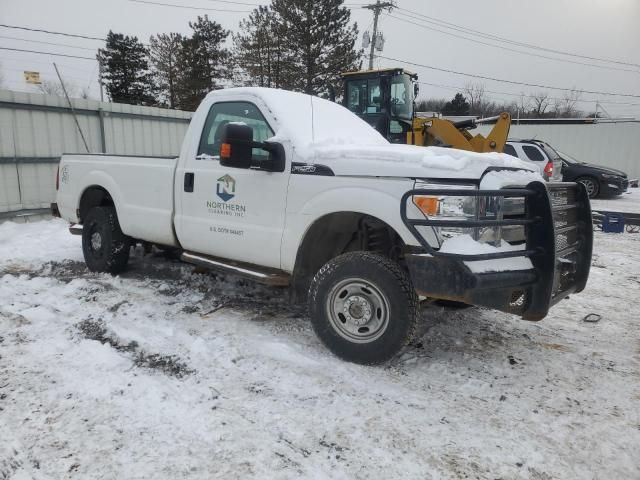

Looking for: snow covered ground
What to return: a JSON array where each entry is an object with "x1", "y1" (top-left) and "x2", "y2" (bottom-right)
[
  {"x1": 591, "y1": 187, "x2": 640, "y2": 214},
  {"x1": 1, "y1": 219, "x2": 639, "y2": 479}
]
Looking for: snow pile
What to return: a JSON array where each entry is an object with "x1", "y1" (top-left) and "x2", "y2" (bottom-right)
[
  {"x1": 439, "y1": 234, "x2": 533, "y2": 273},
  {"x1": 0, "y1": 218, "x2": 82, "y2": 268}
]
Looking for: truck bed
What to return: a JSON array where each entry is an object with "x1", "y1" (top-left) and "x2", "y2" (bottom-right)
[{"x1": 57, "y1": 154, "x2": 179, "y2": 247}]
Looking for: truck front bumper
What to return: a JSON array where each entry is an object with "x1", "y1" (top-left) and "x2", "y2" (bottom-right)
[{"x1": 401, "y1": 181, "x2": 593, "y2": 320}]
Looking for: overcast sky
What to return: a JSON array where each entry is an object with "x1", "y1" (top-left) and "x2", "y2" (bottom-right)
[{"x1": 1, "y1": 0, "x2": 639, "y2": 117}]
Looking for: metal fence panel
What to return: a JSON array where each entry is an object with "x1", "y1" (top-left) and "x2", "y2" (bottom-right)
[
  {"x1": 478, "y1": 121, "x2": 640, "y2": 179},
  {"x1": 0, "y1": 89, "x2": 192, "y2": 216}
]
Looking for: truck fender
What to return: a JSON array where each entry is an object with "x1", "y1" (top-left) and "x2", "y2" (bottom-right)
[
  {"x1": 281, "y1": 186, "x2": 428, "y2": 272},
  {"x1": 77, "y1": 170, "x2": 125, "y2": 225}
]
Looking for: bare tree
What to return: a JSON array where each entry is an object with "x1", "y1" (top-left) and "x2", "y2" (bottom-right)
[
  {"x1": 36, "y1": 79, "x2": 78, "y2": 97},
  {"x1": 463, "y1": 82, "x2": 486, "y2": 115},
  {"x1": 561, "y1": 88, "x2": 582, "y2": 117},
  {"x1": 530, "y1": 91, "x2": 551, "y2": 118}
]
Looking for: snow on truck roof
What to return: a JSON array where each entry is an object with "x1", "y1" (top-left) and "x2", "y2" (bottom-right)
[
  {"x1": 207, "y1": 87, "x2": 386, "y2": 148},
  {"x1": 207, "y1": 87, "x2": 537, "y2": 178}
]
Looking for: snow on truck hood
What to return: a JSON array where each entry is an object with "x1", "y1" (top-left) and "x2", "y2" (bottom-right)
[
  {"x1": 305, "y1": 143, "x2": 540, "y2": 180},
  {"x1": 210, "y1": 87, "x2": 539, "y2": 180}
]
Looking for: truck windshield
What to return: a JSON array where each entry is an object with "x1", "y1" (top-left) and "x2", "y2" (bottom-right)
[{"x1": 390, "y1": 74, "x2": 413, "y2": 120}]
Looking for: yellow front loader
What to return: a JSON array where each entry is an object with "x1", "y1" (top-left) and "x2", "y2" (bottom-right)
[{"x1": 340, "y1": 68, "x2": 511, "y2": 153}]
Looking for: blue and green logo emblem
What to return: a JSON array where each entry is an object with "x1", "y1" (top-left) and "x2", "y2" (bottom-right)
[{"x1": 216, "y1": 174, "x2": 236, "y2": 202}]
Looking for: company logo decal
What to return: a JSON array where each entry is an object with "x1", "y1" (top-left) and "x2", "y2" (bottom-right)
[{"x1": 216, "y1": 174, "x2": 236, "y2": 202}]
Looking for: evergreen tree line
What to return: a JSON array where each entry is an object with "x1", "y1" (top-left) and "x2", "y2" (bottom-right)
[{"x1": 97, "y1": 0, "x2": 361, "y2": 111}]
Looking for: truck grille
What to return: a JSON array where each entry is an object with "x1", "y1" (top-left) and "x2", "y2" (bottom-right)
[{"x1": 547, "y1": 183, "x2": 589, "y2": 300}]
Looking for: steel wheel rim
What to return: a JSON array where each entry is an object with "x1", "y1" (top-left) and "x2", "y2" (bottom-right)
[
  {"x1": 326, "y1": 278, "x2": 390, "y2": 343},
  {"x1": 579, "y1": 179, "x2": 596, "y2": 197},
  {"x1": 87, "y1": 224, "x2": 104, "y2": 258}
]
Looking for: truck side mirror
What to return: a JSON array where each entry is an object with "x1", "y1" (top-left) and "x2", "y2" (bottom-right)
[
  {"x1": 220, "y1": 123, "x2": 253, "y2": 169},
  {"x1": 219, "y1": 122, "x2": 286, "y2": 173}
]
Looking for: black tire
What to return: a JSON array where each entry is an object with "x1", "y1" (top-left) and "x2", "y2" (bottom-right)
[
  {"x1": 82, "y1": 206, "x2": 131, "y2": 274},
  {"x1": 576, "y1": 176, "x2": 600, "y2": 199},
  {"x1": 308, "y1": 251, "x2": 419, "y2": 364}
]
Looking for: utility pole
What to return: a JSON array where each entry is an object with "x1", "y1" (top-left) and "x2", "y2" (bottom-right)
[{"x1": 363, "y1": 1, "x2": 394, "y2": 70}]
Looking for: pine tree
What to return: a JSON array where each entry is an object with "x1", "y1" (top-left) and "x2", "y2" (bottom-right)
[
  {"x1": 268, "y1": 0, "x2": 361, "y2": 96},
  {"x1": 232, "y1": 6, "x2": 287, "y2": 88},
  {"x1": 175, "y1": 16, "x2": 230, "y2": 111},
  {"x1": 442, "y1": 93, "x2": 470, "y2": 116},
  {"x1": 97, "y1": 31, "x2": 156, "y2": 106},
  {"x1": 149, "y1": 32, "x2": 183, "y2": 108}
]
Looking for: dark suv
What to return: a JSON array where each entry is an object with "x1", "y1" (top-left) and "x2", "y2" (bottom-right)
[{"x1": 558, "y1": 150, "x2": 628, "y2": 198}]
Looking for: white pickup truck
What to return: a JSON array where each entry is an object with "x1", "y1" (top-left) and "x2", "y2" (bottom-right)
[{"x1": 54, "y1": 87, "x2": 593, "y2": 364}]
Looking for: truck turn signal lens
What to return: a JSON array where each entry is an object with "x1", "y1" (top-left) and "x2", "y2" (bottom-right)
[
  {"x1": 220, "y1": 143, "x2": 231, "y2": 159},
  {"x1": 414, "y1": 196, "x2": 440, "y2": 216}
]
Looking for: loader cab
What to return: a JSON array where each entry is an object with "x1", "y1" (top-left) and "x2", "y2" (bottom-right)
[{"x1": 342, "y1": 68, "x2": 417, "y2": 144}]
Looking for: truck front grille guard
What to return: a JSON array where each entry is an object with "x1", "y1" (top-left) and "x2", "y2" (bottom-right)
[{"x1": 400, "y1": 181, "x2": 593, "y2": 319}]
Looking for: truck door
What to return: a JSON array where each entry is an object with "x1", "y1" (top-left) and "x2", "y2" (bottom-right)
[{"x1": 175, "y1": 100, "x2": 289, "y2": 269}]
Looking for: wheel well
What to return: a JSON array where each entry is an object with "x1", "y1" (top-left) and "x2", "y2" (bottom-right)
[
  {"x1": 291, "y1": 212, "x2": 406, "y2": 302},
  {"x1": 78, "y1": 186, "x2": 114, "y2": 223}
]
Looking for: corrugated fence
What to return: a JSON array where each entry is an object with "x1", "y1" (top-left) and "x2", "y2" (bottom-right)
[
  {"x1": 478, "y1": 120, "x2": 640, "y2": 179},
  {"x1": 0, "y1": 89, "x2": 192, "y2": 218}
]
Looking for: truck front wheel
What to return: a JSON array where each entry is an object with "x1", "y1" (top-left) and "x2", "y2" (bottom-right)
[
  {"x1": 82, "y1": 206, "x2": 131, "y2": 274},
  {"x1": 308, "y1": 252, "x2": 419, "y2": 364}
]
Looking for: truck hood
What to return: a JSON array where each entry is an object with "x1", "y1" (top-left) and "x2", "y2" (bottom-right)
[{"x1": 300, "y1": 143, "x2": 539, "y2": 180}]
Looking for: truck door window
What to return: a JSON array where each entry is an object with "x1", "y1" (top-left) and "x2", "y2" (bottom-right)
[
  {"x1": 522, "y1": 145, "x2": 545, "y2": 162},
  {"x1": 198, "y1": 101, "x2": 274, "y2": 160}
]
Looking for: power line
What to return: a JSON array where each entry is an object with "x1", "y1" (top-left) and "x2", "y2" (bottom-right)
[
  {"x1": 201, "y1": 0, "x2": 263, "y2": 5},
  {"x1": 0, "y1": 24, "x2": 104, "y2": 42},
  {"x1": 0, "y1": 47, "x2": 95, "y2": 61},
  {"x1": 386, "y1": 12, "x2": 640, "y2": 75},
  {"x1": 415, "y1": 80, "x2": 640, "y2": 108},
  {"x1": 395, "y1": 6, "x2": 640, "y2": 70},
  {"x1": 0, "y1": 34, "x2": 98, "y2": 51},
  {"x1": 375, "y1": 54, "x2": 640, "y2": 99},
  {"x1": 128, "y1": 0, "x2": 252, "y2": 13}
]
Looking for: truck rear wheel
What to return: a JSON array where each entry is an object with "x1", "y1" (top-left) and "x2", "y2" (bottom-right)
[
  {"x1": 82, "y1": 206, "x2": 131, "y2": 274},
  {"x1": 308, "y1": 252, "x2": 419, "y2": 364}
]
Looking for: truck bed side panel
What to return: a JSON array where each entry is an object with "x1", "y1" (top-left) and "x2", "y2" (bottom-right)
[{"x1": 57, "y1": 155, "x2": 178, "y2": 247}]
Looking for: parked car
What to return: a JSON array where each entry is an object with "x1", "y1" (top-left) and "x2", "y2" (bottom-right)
[
  {"x1": 504, "y1": 139, "x2": 563, "y2": 181},
  {"x1": 557, "y1": 150, "x2": 629, "y2": 198},
  {"x1": 53, "y1": 87, "x2": 592, "y2": 364}
]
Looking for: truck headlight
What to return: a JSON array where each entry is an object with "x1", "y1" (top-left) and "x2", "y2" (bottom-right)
[{"x1": 412, "y1": 181, "x2": 526, "y2": 247}]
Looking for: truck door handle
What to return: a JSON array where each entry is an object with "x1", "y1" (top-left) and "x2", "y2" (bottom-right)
[{"x1": 184, "y1": 172, "x2": 194, "y2": 192}]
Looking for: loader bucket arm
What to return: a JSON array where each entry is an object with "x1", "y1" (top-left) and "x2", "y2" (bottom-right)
[
  {"x1": 411, "y1": 112, "x2": 511, "y2": 153},
  {"x1": 472, "y1": 112, "x2": 511, "y2": 153}
]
